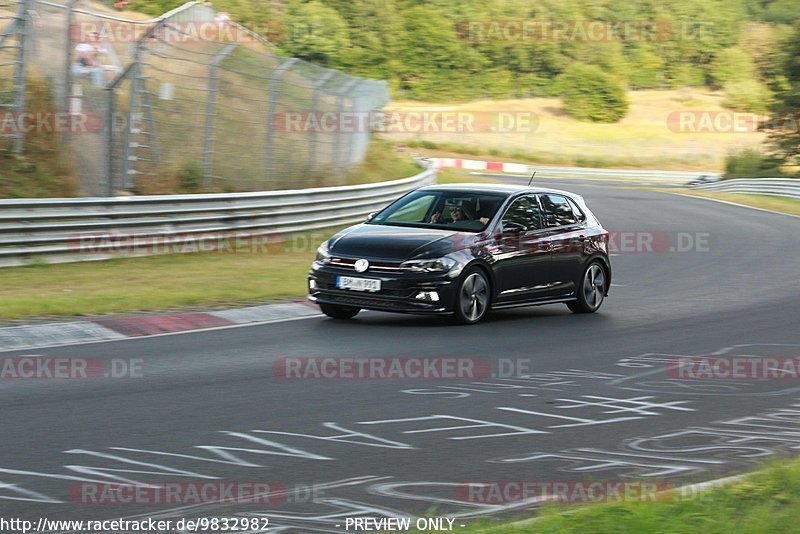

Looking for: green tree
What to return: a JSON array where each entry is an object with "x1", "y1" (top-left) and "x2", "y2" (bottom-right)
[
  {"x1": 765, "y1": 21, "x2": 800, "y2": 171},
  {"x1": 711, "y1": 47, "x2": 755, "y2": 87},
  {"x1": 624, "y1": 44, "x2": 664, "y2": 89},
  {"x1": 278, "y1": 1, "x2": 351, "y2": 68},
  {"x1": 394, "y1": 5, "x2": 467, "y2": 99},
  {"x1": 558, "y1": 63, "x2": 629, "y2": 122}
]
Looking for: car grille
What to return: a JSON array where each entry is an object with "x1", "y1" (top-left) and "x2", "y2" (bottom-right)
[{"x1": 329, "y1": 257, "x2": 404, "y2": 273}]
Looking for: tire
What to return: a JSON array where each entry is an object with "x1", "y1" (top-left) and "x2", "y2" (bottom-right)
[
  {"x1": 319, "y1": 303, "x2": 360, "y2": 319},
  {"x1": 453, "y1": 268, "x2": 491, "y2": 324},
  {"x1": 567, "y1": 261, "x2": 607, "y2": 314}
]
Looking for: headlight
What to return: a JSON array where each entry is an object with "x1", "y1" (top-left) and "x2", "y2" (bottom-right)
[
  {"x1": 400, "y1": 256, "x2": 457, "y2": 273},
  {"x1": 312, "y1": 241, "x2": 331, "y2": 268}
]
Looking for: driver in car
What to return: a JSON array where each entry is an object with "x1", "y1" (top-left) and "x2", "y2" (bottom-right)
[{"x1": 430, "y1": 206, "x2": 490, "y2": 225}]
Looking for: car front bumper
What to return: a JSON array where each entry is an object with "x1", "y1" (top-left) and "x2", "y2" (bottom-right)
[{"x1": 308, "y1": 266, "x2": 458, "y2": 315}]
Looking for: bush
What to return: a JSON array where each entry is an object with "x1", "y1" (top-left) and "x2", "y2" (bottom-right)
[
  {"x1": 723, "y1": 80, "x2": 773, "y2": 113},
  {"x1": 177, "y1": 161, "x2": 204, "y2": 192},
  {"x1": 558, "y1": 63, "x2": 629, "y2": 123},
  {"x1": 724, "y1": 148, "x2": 785, "y2": 178},
  {"x1": 710, "y1": 47, "x2": 755, "y2": 88}
]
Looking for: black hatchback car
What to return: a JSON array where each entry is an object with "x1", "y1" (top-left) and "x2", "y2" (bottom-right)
[{"x1": 308, "y1": 184, "x2": 611, "y2": 324}]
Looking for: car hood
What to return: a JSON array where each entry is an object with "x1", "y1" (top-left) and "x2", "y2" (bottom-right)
[{"x1": 329, "y1": 224, "x2": 469, "y2": 262}]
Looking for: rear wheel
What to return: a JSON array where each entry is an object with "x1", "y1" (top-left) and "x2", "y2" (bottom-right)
[
  {"x1": 319, "y1": 303, "x2": 360, "y2": 319},
  {"x1": 567, "y1": 262, "x2": 607, "y2": 314},
  {"x1": 453, "y1": 268, "x2": 490, "y2": 324}
]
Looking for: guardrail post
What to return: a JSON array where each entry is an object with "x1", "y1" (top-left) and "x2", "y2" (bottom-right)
[
  {"x1": 305, "y1": 70, "x2": 335, "y2": 179},
  {"x1": 265, "y1": 57, "x2": 297, "y2": 183},
  {"x1": 202, "y1": 43, "x2": 237, "y2": 187}
]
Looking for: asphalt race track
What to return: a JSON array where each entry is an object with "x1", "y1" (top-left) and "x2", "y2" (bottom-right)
[{"x1": 2, "y1": 178, "x2": 800, "y2": 532}]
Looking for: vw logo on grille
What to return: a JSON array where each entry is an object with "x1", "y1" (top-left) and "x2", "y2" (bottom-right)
[{"x1": 354, "y1": 259, "x2": 369, "y2": 272}]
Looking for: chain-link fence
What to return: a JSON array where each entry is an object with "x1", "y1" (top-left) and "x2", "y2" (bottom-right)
[{"x1": 9, "y1": 0, "x2": 390, "y2": 196}]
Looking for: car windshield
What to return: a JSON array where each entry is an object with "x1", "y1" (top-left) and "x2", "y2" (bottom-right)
[{"x1": 369, "y1": 190, "x2": 507, "y2": 232}]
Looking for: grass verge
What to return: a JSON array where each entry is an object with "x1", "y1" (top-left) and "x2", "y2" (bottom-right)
[
  {"x1": 0, "y1": 232, "x2": 334, "y2": 320},
  {"x1": 671, "y1": 189, "x2": 800, "y2": 216},
  {"x1": 412, "y1": 458, "x2": 800, "y2": 533},
  {"x1": 341, "y1": 139, "x2": 423, "y2": 185},
  {"x1": 436, "y1": 168, "x2": 502, "y2": 185}
]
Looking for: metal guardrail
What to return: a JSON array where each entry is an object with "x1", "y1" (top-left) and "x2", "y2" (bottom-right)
[
  {"x1": 0, "y1": 165, "x2": 437, "y2": 268},
  {"x1": 520, "y1": 166, "x2": 719, "y2": 181},
  {"x1": 693, "y1": 178, "x2": 800, "y2": 199}
]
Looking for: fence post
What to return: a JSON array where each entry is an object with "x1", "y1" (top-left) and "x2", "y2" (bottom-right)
[
  {"x1": 265, "y1": 57, "x2": 297, "y2": 183},
  {"x1": 12, "y1": 0, "x2": 28, "y2": 153},
  {"x1": 202, "y1": 43, "x2": 237, "y2": 186},
  {"x1": 104, "y1": 85, "x2": 115, "y2": 196},
  {"x1": 62, "y1": 0, "x2": 80, "y2": 120},
  {"x1": 121, "y1": 62, "x2": 140, "y2": 191},
  {"x1": 347, "y1": 81, "x2": 367, "y2": 168},
  {"x1": 140, "y1": 86, "x2": 159, "y2": 167},
  {"x1": 334, "y1": 79, "x2": 358, "y2": 174},
  {"x1": 110, "y1": 19, "x2": 165, "y2": 194},
  {"x1": 305, "y1": 70, "x2": 335, "y2": 178},
  {"x1": 106, "y1": 58, "x2": 139, "y2": 196}
]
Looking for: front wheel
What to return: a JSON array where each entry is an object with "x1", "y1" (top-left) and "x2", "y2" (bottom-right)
[
  {"x1": 567, "y1": 262, "x2": 607, "y2": 314},
  {"x1": 319, "y1": 303, "x2": 360, "y2": 319},
  {"x1": 453, "y1": 268, "x2": 491, "y2": 324}
]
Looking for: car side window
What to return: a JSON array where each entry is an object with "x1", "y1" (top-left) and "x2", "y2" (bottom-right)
[
  {"x1": 541, "y1": 194, "x2": 579, "y2": 227},
  {"x1": 500, "y1": 196, "x2": 542, "y2": 231},
  {"x1": 567, "y1": 197, "x2": 586, "y2": 222}
]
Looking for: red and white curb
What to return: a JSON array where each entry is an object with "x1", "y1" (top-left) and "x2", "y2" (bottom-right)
[
  {"x1": 0, "y1": 302, "x2": 321, "y2": 352},
  {"x1": 428, "y1": 157, "x2": 710, "y2": 183},
  {"x1": 431, "y1": 157, "x2": 530, "y2": 174}
]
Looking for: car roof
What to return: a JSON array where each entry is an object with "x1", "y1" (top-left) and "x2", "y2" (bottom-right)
[{"x1": 418, "y1": 182, "x2": 581, "y2": 198}]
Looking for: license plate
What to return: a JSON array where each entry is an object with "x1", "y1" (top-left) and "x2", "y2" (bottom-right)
[{"x1": 337, "y1": 276, "x2": 381, "y2": 292}]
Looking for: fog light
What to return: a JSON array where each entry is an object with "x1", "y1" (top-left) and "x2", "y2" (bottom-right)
[
  {"x1": 414, "y1": 291, "x2": 440, "y2": 302},
  {"x1": 309, "y1": 279, "x2": 317, "y2": 290}
]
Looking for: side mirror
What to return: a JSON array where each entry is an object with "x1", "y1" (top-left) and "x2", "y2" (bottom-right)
[
  {"x1": 365, "y1": 212, "x2": 378, "y2": 222},
  {"x1": 502, "y1": 221, "x2": 525, "y2": 234}
]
